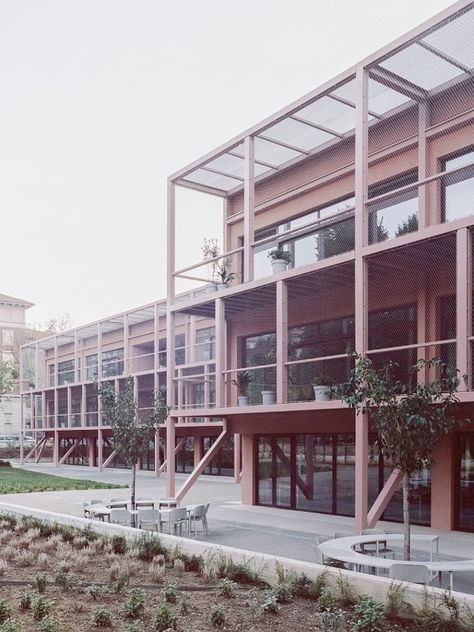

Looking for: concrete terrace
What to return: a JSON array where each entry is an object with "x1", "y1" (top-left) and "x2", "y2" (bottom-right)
[{"x1": 2, "y1": 463, "x2": 474, "y2": 595}]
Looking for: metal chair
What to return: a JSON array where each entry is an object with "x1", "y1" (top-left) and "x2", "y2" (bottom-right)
[
  {"x1": 333, "y1": 531, "x2": 352, "y2": 539},
  {"x1": 82, "y1": 499, "x2": 104, "y2": 518},
  {"x1": 310, "y1": 535, "x2": 330, "y2": 564},
  {"x1": 136, "y1": 498, "x2": 155, "y2": 509},
  {"x1": 110, "y1": 509, "x2": 131, "y2": 526},
  {"x1": 161, "y1": 507, "x2": 188, "y2": 536},
  {"x1": 108, "y1": 498, "x2": 128, "y2": 509},
  {"x1": 158, "y1": 497, "x2": 179, "y2": 509},
  {"x1": 137, "y1": 509, "x2": 161, "y2": 531},
  {"x1": 389, "y1": 563, "x2": 432, "y2": 585},
  {"x1": 360, "y1": 528, "x2": 395, "y2": 558},
  {"x1": 188, "y1": 504, "x2": 207, "y2": 536}
]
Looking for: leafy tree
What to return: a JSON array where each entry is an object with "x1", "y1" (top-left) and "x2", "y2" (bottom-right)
[
  {"x1": 336, "y1": 354, "x2": 467, "y2": 559},
  {"x1": 97, "y1": 378, "x2": 169, "y2": 508},
  {"x1": 0, "y1": 360, "x2": 18, "y2": 394}
]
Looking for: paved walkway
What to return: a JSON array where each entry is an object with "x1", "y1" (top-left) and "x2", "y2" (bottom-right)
[{"x1": 4, "y1": 462, "x2": 474, "y2": 594}]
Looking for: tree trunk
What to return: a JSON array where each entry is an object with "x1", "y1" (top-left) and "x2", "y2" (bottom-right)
[
  {"x1": 131, "y1": 462, "x2": 136, "y2": 511},
  {"x1": 402, "y1": 472, "x2": 410, "y2": 561}
]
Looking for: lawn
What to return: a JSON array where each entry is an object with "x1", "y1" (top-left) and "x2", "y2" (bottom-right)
[{"x1": 0, "y1": 468, "x2": 124, "y2": 494}]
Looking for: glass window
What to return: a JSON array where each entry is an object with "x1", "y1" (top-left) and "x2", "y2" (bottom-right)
[
  {"x1": 443, "y1": 148, "x2": 474, "y2": 222},
  {"x1": 457, "y1": 435, "x2": 474, "y2": 531},
  {"x1": 48, "y1": 364, "x2": 55, "y2": 387},
  {"x1": 58, "y1": 360, "x2": 74, "y2": 385},
  {"x1": 2, "y1": 329, "x2": 14, "y2": 347},
  {"x1": 295, "y1": 435, "x2": 334, "y2": 513},
  {"x1": 195, "y1": 327, "x2": 215, "y2": 362},
  {"x1": 243, "y1": 333, "x2": 276, "y2": 404},
  {"x1": 102, "y1": 349, "x2": 124, "y2": 378},
  {"x1": 368, "y1": 171, "x2": 418, "y2": 244},
  {"x1": 86, "y1": 354, "x2": 98, "y2": 380},
  {"x1": 253, "y1": 196, "x2": 355, "y2": 279}
]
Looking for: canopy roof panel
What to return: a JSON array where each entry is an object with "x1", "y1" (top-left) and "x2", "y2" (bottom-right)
[{"x1": 175, "y1": 2, "x2": 473, "y2": 196}]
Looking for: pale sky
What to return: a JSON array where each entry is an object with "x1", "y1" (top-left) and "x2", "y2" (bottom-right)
[{"x1": 0, "y1": 0, "x2": 455, "y2": 328}]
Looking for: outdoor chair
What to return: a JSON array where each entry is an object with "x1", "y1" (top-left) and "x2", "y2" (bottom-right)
[
  {"x1": 158, "y1": 497, "x2": 179, "y2": 509},
  {"x1": 82, "y1": 499, "x2": 104, "y2": 518},
  {"x1": 389, "y1": 563, "x2": 432, "y2": 585},
  {"x1": 360, "y1": 528, "x2": 394, "y2": 558},
  {"x1": 110, "y1": 509, "x2": 131, "y2": 526},
  {"x1": 137, "y1": 509, "x2": 161, "y2": 531},
  {"x1": 161, "y1": 507, "x2": 188, "y2": 536},
  {"x1": 333, "y1": 531, "x2": 352, "y2": 539},
  {"x1": 188, "y1": 504, "x2": 207, "y2": 536},
  {"x1": 108, "y1": 498, "x2": 128, "y2": 509},
  {"x1": 136, "y1": 498, "x2": 155, "y2": 509},
  {"x1": 312, "y1": 535, "x2": 346, "y2": 568}
]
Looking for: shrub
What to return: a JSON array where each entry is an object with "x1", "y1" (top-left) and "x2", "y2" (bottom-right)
[
  {"x1": 0, "y1": 560, "x2": 7, "y2": 576},
  {"x1": 39, "y1": 615, "x2": 60, "y2": 632},
  {"x1": 124, "y1": 623, "x2": 144, "y2": 632},
  {"x1": 269, "y1": 582, "x2": 293, "y2": 604},
  {"x1": 0, "y1": 601, "x2": 11, "y2": 624},
  {"x1": 221, "y1": 561, "x2": 263, "y2": 586},
  {"x1": 1, "y1": 619, "x2": 20, "y2": 632},
  {"x1": 261, "y1": 593, "x2": 279, "y2": 614},
  {"x1": 210, "y1": 605, "x2": 225, "y2": 627},
  {"x1": 318, "y1": 586, "x2": 336, "y2": 611},
  {"x1": 61, "y1": 527, "x2": 75, "y2": 543},
  {"x1": 151, "y1": 562, "x2": 165, "y2": 583},
  {"x1": 216, "y1": 578, "x2": 236, "y2": 598},
  {"x1": 154, "y1": 603, "x2": 177, "y2": 631},
  {"x1": 19, "y1": 592, "x2": 31, "y2": 610},
  {"x1": 317, "y1": 608, "x2": 346, "y2": 631},
  {"x1": 136, "y1": 533, "x2": 167, "y2": 562},
  {"x1": 33, "y1": 572, "x2": 47, "y2": 593},
  {"x1": 92, "y1": 606, "x2": 113, "y2": 628},
  {"x1": 180, "y1": 594, "x2": 189, "y2": 615},
  {"x1": 0, "y1": 460, "x2": 11, "y2": 467},
  {"x1": 123, "y1": 589, "x2": 146, "y2": 620},
  {"x1": 111, "y1": 534, "x2": 127, "y2": 555},
  {"x1": 87, "y1": 584, "x2": 105, "y2": 601},
  {"x1": 32, "y1": 597, "x2": 51, "y2": 621},
  {"x1": 182, "y1": 553, "x2": 203, "y2": 573},
  {"x1": 113, "y1": 570, "x2": 131, "y2": 594},
  {"x1": 352, "y1": 596, "x2": 385, "y2": 632},
  {"x1": 336, "y1": 573, "x2": 356, "y2": 607},
  {"x1": 54, "y1": 569, "x2": 75, "y2": 591},
  {"x1": 37, "y1": 553, "x2": 49, "y2": 571},
  {"x1": 173, "y1": 559, "x2": 185, "y2": 575},
  {"x1": 162, "y1": 581, "x2": 178, "y2": 604},
  {"x1": 385, "y1": 581, "x2": 406, "y2": 619}
]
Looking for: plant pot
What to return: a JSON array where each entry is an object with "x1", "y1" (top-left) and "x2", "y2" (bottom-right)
[
  {"x1": 217, "y1": 283, "x2": 228, "y2": 291},
  {"x1": 238, "y1": 395, "x2": 249, "y2": 407},
  {"x1": 205, "y1": 284, "x2": 218, "y2": 293},
  {"x1": 261, "y1": 390, "x2": 276, "y2": 405},
  {"x1": 313, "y1": 385, "x2": 330, "y2": 401},
  {"x1": 271, "y1": 259, "x2": 288, "y2": 274}
]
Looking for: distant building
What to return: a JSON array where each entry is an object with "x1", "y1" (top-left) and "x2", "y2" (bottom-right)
[{"x1": 0, "y1": 294, "x2": 42, "y2": 435}]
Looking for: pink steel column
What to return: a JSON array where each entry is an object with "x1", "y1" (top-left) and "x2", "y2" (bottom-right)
[
  {"x1": 243, "y1": 136, "x2": 255, "y2": 283},
  {"x1": 417, "y1": 101, "x2": 429, "y2": 230},
  {"x1": 233, "y1": 433, "x2": 241, "y2": 483},
  {"x1": 456, "y1": 228, "x2": 472, "y2": 390},
  {"x1": 276, "y1": 280, "x2": 288, "y2": 404},
  {"x1": 123, "y1": 313, "x2": 129, "y2": 374},
  {"x1": 166, "y1": 179, "x2": 176, "y2": 496},
  {"x1": 67, "y1": 385, "x2": 71, "y2": 429},
  {"x1": 354, "y1": 63, "x2": 369, "y2": 533},
  {"x1": 215, "y1": 297, "x2": 226, "y2": 408}
]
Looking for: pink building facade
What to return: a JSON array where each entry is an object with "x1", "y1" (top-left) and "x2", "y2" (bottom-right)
[
  {"x1": 20, "y1": 1, "x2": 474, "y2": 533},
  {"x1": 165, "y1": 1, "x2": 474, "y2": 533}
]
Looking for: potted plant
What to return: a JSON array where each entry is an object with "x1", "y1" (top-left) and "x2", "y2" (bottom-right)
[
  {"x1": 202, "y1": 238, "x2": 220, "y2": 292},
  {"x1": 215, "y1": 259, "x2": 236, "y2": 290},
  {"x1": 268, "y1": 247, "x2": 291, "y2": 274},
  {"x1": 311, "y1": 375, "x2": 333, "y2": 401},
  {"x1": 261, "y1": 389, "x2": 276, "y2": 405},
  {"x1": 231, "y1": 370, "x2": 252, "y2": 406}
]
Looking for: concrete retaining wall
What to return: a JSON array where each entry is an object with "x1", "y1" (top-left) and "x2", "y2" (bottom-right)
[{"x1": 1, "y1": 501, "x2": 474, "y2": 619}]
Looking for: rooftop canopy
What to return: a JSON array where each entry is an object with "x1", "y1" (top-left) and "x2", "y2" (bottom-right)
[{"x1": 171, "y1": 1, "x2": 473, "y2": 196}]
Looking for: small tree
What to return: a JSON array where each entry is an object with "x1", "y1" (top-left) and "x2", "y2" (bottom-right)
[
  {"x1": 98, "y1": 378, "x2": 169, "y2": 509},
  {"x1": 0, "y1": 360, "x2": 18, "y2": 394},
  {"x1": 337, "y1": 354, "x2": 466, "y2": 560}
]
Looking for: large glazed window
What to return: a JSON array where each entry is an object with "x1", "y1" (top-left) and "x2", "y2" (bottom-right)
[
  {"x1": 242, "y1": 332, "x2": 276, "y2": 405},
  {"x1": 368, "y1": 171, "x2": 418, "y2": 244},
  {"x1": 456, "y1": 434, "x2": 474, "y2": 531},
  {"x1": 253, "y1": 196, "x2": 355, "y2": 279},
  {"x1": 58, "y1": 360, "x2": 74, "y2": 385},
  {"x1": 195, "y1": 327, "x2": 215, "y2": 362},
  {"x1": 102, "y1": 349, "x2": 124, "y2": 378},
  {"x1": 442, "y1": 148, "x2": 474, "y2": 223}
]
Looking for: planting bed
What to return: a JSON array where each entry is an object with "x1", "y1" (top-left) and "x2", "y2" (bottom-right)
[{"x1": 0, "y1": 515, "x2": 471, "y2": 631}]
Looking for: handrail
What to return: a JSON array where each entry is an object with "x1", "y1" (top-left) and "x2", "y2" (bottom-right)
[{"x1": 173, "y1": 246, "x2": 244, "y2": 278}]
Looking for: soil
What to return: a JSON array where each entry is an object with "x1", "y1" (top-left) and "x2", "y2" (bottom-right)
[{"x1": 0, "y1": 519, "x2": 430, "y2": 631}]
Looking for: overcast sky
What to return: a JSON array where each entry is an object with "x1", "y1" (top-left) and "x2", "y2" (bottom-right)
[{"x1": 0, "y1": 0, "x2": 455, "y2": 328}]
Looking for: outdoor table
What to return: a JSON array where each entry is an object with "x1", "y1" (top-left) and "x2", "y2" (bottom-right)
[{"x1": 318, "y1": 534, "x2": 474, "y2": 589}]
